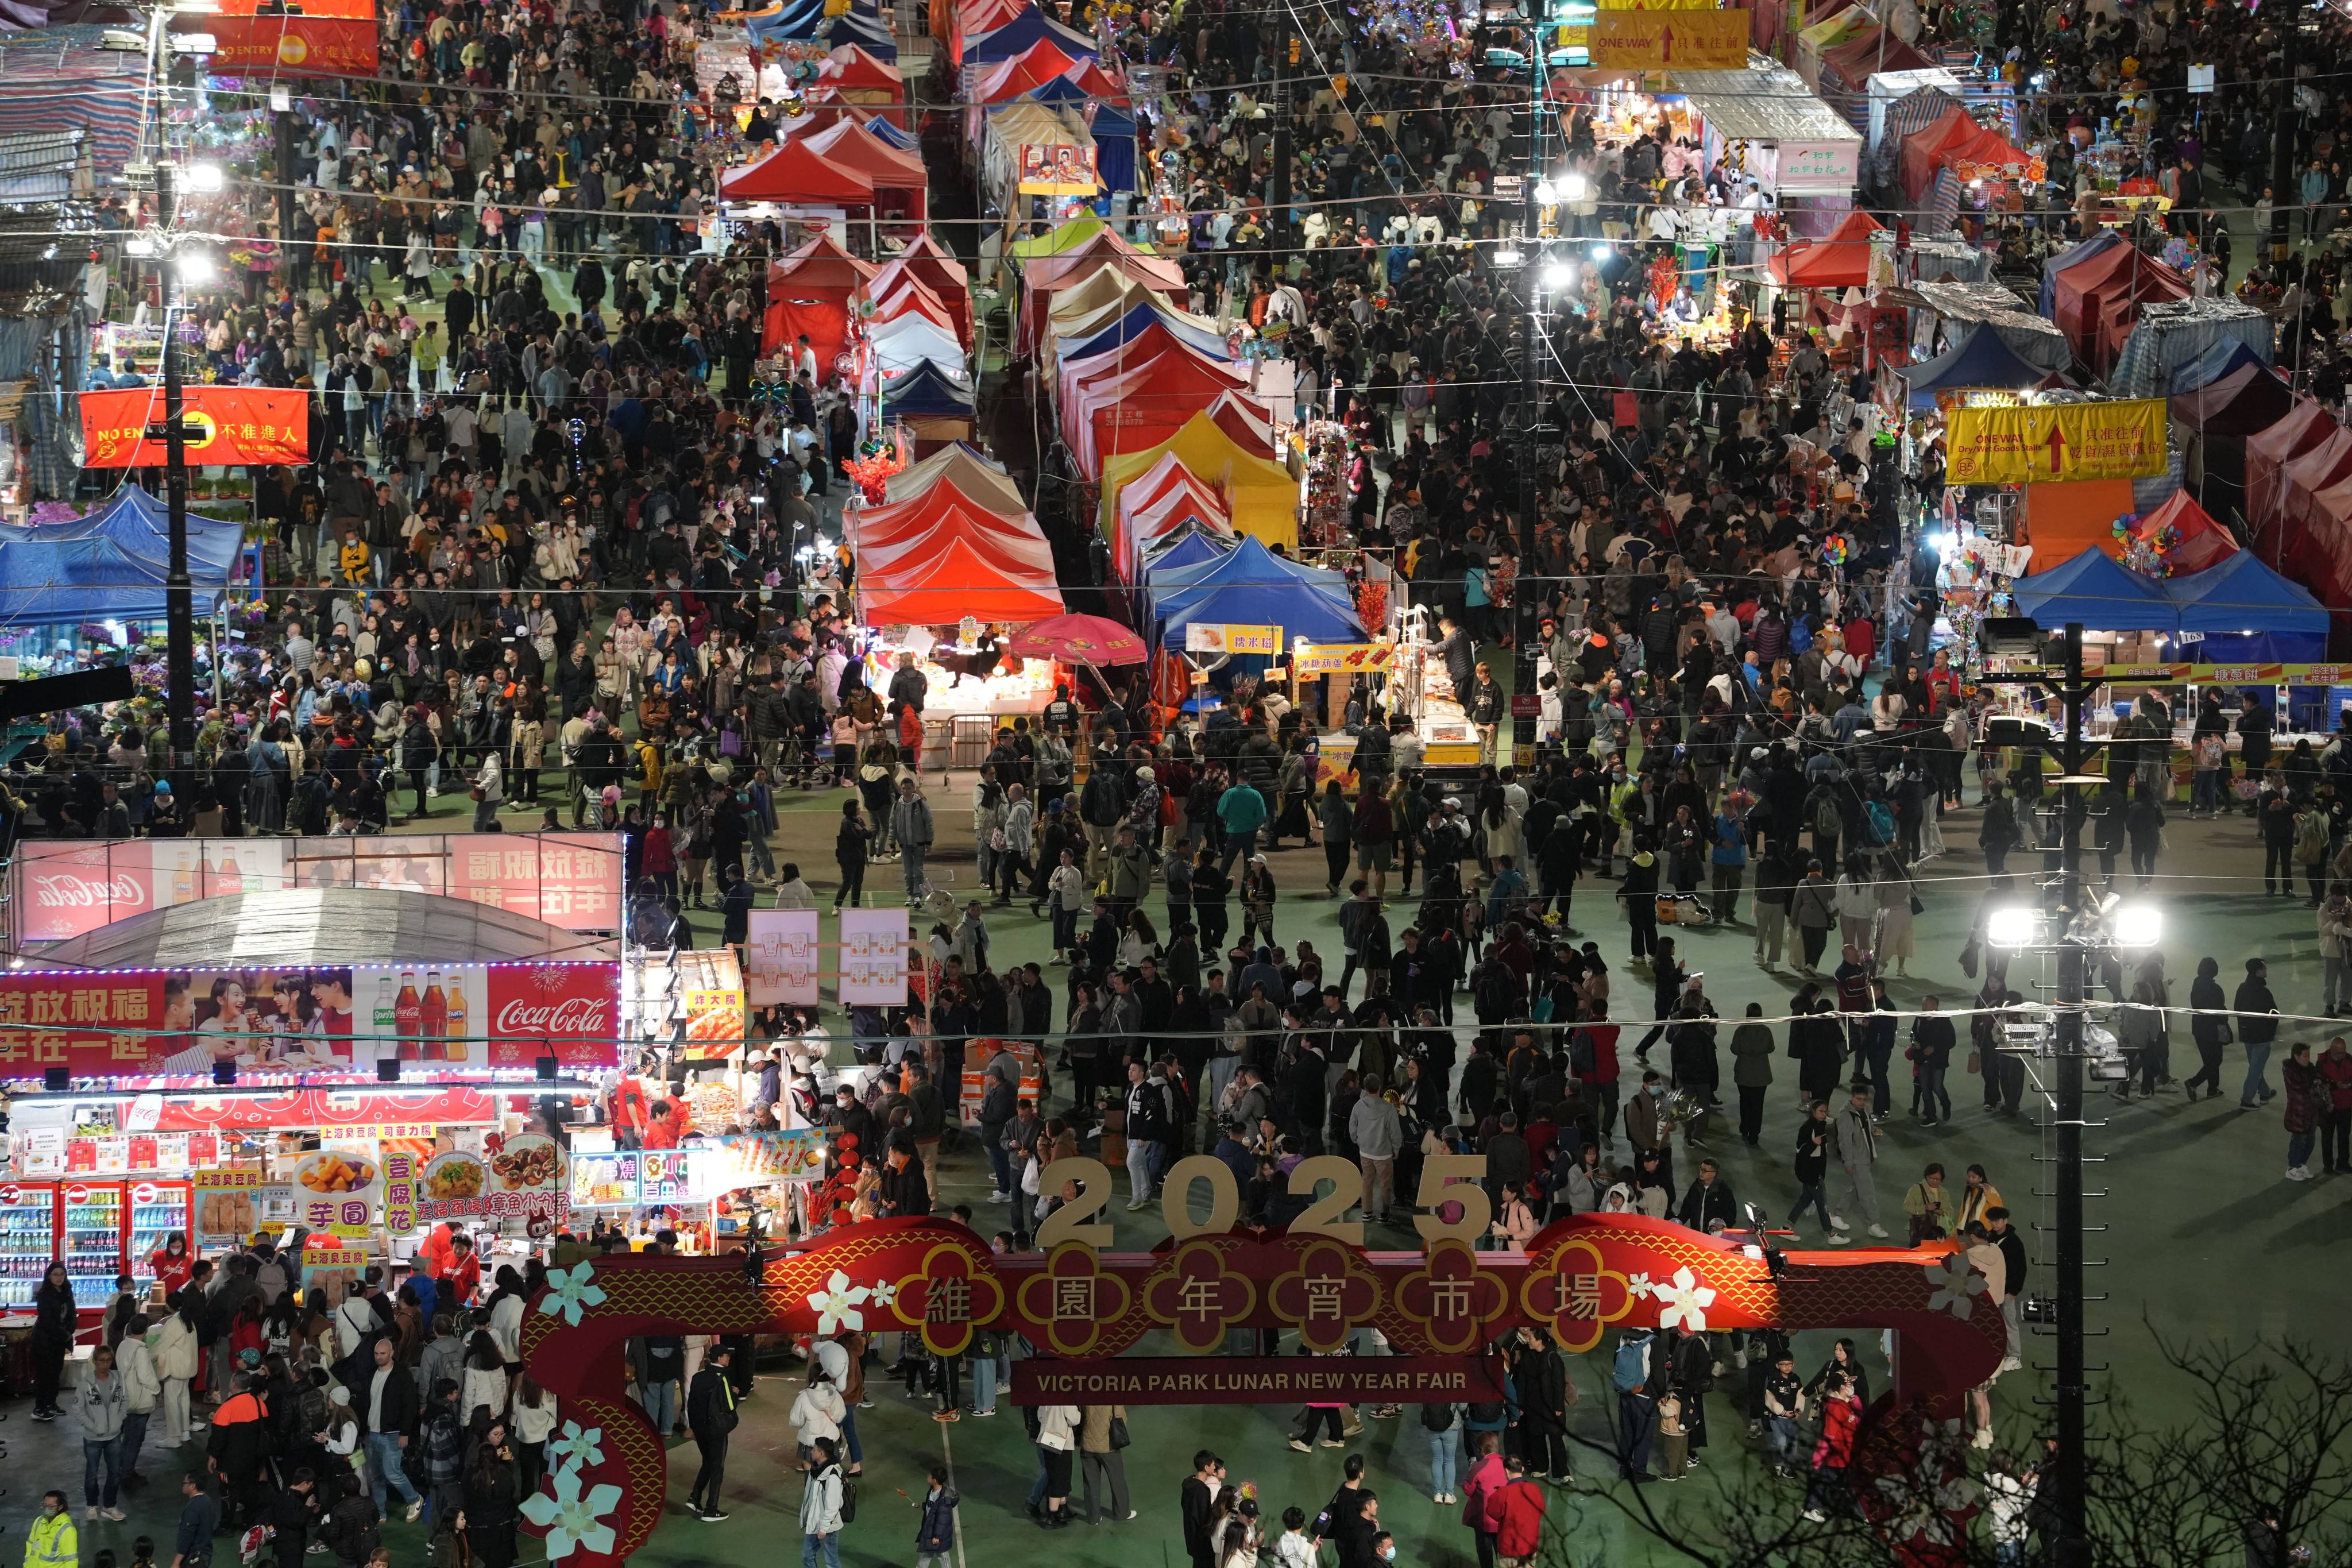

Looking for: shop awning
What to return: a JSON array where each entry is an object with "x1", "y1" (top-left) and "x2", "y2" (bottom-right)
[
  {"x1": 2013, "y1": 548, "x2": 2177, "y2": 632},
  {"x1": 1901, "y1": 326, "x2": 2044, "y2": 410},
  {"x1": 29, "y1": 887, "x2": 619, "y2": 968},
  {"x1": 1674, "y1": 57, "x2": 1863, "y2": 145}
]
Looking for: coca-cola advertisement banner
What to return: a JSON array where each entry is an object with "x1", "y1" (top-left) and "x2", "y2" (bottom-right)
[
  {"x1": 13, "y1": 833, "x2": 624, "y2": 944},
  {"x1": 0, "y1": 962, "x2": 619, "y2": 1080}
]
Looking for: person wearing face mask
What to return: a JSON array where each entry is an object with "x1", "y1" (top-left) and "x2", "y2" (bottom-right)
[
  {"x1": 151, "y1": 1232, "x2": 195, "y2": 1297},
  {"x1": 26, "y1": 1490, "x2": 77, "y2": 1568}
]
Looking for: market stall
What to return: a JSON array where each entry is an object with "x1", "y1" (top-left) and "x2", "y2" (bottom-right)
[{"x1": 1675, "y1": 57, "x2": 1865, "y2": 233}]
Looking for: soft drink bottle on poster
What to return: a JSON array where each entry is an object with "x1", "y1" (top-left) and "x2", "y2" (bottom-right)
[
  {"x1": 217, "y1": 853, "x2": 244, "y2": 895},
  {"x1": 420, "y1": 972, "x2": 447, "y2": 1060},
  {"x1": 445, "y1": 977, "x2": 468, "y2": 1063},
  {"x1": 171, "y1": 846, "x2": 195, "y2": 905},
  {"x1": 373, "y1": 978, "x2": 398, "y2": 1065},
  {"x1": 395, "y1": 972, "x2": 423, "y2": 1061}
]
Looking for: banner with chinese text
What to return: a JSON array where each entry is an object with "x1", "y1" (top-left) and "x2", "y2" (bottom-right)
[
  {"x1": 1589, "y1": 9, "x2": 1746, "y2": 68},
  {"x1": 0, "y1": 962, "x2": 619, "y2": 1080},
  {"x1": 1945, "y1": 400, "x2": 2169, "y2": 484},
  {"x1": 79, "y1": 387, "x2": 310, "y2": 468}
]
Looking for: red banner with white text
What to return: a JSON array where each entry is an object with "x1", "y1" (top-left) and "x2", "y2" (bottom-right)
[
  {"x1": 0, "y1": 963, "x2": 619, "y2": 1080},
  {"x1": 79, "y1": 387, "x2": 311, "y2": 468},
  {"x1": 179, "y1": 0, "x2": 379, "y2": 77}
]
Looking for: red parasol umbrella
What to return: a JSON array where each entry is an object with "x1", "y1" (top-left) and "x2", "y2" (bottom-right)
[{"x1": 1006, "y1": 613, "x2": 1149, "y2": 666}]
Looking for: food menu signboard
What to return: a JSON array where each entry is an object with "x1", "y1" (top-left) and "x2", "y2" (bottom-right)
[
  {"x1": 416, "y1": 1135, "x2": 565, "y2": 1225},
  {"x1": 383, "y1": 1151, "x2": 419, "y2": 1235},
  {"x1": 194, "y1": 1167, "x2": 293, "y2": 1245},
  {"x1": 638, "y1": 1150, "x2": 690, "y2": 1205},
  {"x1": 296, "y1": 1145, "x2": 383, "y2": 1239},
  {"x1": 570, "y1": 1151, "x2": 642, "y2": 1209}
]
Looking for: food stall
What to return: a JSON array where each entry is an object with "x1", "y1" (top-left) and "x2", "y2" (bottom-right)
[{"x1": 562, "y1": 1130, "x2": 827, "y2": 1246}]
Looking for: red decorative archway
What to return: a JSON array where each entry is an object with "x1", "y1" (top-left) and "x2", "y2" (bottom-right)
[{"x1": 517, "y1": 1214, "x2": 2005, "y2": 1568}]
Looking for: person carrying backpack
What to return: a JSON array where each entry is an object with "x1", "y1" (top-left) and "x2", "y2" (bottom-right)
[
  {"x1": 1612, "y1": 1329, "x2": 1661, "y2": 1482},
  {"x1": 319, "y1": 1486, "x2": 380, "y2": 1568}
]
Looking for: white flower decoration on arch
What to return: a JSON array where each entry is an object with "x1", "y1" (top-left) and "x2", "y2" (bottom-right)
[
  {"x1": 806, "y1": 1268, "x2": 871, "y2": 1335},
  {"x1": 1922, "y1": 1254, "x2": 1987, "y2": 1319},
  {"x1": 546, "y1": 1420, "x2": 604, "y2": 1472},
  {"x1": 1625, "y1": 1272, "x2": 1654, "y2": 1300},
  {"x1": 1650, "y1": 1266, "x2": 1717, "y2": 1333},
  {"x1": 519, "y1": 1461, "x2": 624, "y2": 1561},
  {"x1": 538, "y1": 1264, "x2": 608, "y2": 1327}
]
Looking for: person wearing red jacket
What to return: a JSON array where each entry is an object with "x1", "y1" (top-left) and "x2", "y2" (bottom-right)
[
  {"x1": 1457, "y1": 1434, "x2": 1508, "y2": 1568},
  {"x1": 1482, "y1": 1455, "x2": 1548, "y2": 1566},
  {"x1": 149, "y1": 1232, "x2": 195, "y2": 1297},
  {"x1": 1802, "y1": 1371, "x2": 1864, "y2": 1522}
]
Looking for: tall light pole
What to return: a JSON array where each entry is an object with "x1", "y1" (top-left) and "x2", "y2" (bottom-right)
[
  {"x1": 156, "y1": 161, "x2": 197, "y2": 798},
  {"x1": 1982, "y1": 616, "x2": 2123, "y2": 1568},
  {"x1": 1509, "y1": 53, "x2": 1550, "y2": 773}
]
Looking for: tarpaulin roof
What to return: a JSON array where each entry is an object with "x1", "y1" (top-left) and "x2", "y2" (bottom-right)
[
  {"x1": 1101, "y1": 409, "x2": 1297, "y2": 553},
  {"x1": 860, "y1": 110, "x2": 920, "y2": 150},
  {"x1": 1897, "y1": 103, "x2": 2027, "y2": 199},
  {"x1": 2132, "y1": 489, "x2": 2239, "y2": 576},
  {"x1": 1766, "y1": 207, "x2": 1884, "y2": 289},
  {"x1": 1674, "y1": 57, "x2": 1863, "y2": 146},
  {"x1": 1902, "y1": 326, "x2": 2045, "y2": 410},
  {"x1": 1148, "y1": 536, "x2": 1365, "y2": 651},
  {"x1": 2248, "y1": 399, "x2": 2344, "y2": 530},
  {"x1": 2039, "y1": 229, "x2": 2125, "y2": 317},
  {"x1": 800, "y1": 114, "x2": 927, "y2": 191},
  {"x1": 1064, "y1": 58, "x2": 1129, "y2": 100},
  {"x1": 2274, "y1": 424, "x2": 2352, "y2": 540},
  {"x1": 2050, "y1": 240, "x2": 2185, "y2": 358},
  {"x1": 1008, "y1": 216, "x2": 1106, "y2": 258},
  {"x1": 2171, "y1": 361, "x2": 2294, "y2": 437},
  {"x1": 2013, "y1": 547, "x2": 2178, "y2": 632},
  {"x1": 1141, "y1": 525, "x2": 1233, "y2": 576},
  {"x1": 2169, "y1": 335, "x2": 2268, "y2": 395},
  {"x1": 2164, "y1": 549, "x2": 2327, "y2": 635},
  {"x1": 1820, "y1": 25, "x2": 1935, "y2": 87},
  {"x1": 720, "y1": 138, "x2": 876, "y2": 204},
  {"x1": 880, "y1": 358, "x2": 975, "y2": 417},
  {"x1": 1115, "y1": 450, "x2": 1233, "y2": 578},
  {"x1": 1021, "y1": 72, "x2": 1088, "y2": 105},
  {"x1": 820, "y1": 11, "x2": 897, "y2": 59},
  {"x1": 1899, "y1": 280, "x2": 2071, "y2": 371},
  {"x1": 963, "y1": 3, "x2": 1097, "y2": 62},
  {"x1": 0, "y1": 487, "x2": 242, "y2": 628}
]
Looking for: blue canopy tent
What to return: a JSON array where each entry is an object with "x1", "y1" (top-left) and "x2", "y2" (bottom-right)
[
  {"x1": 1140, "y1": 523, "x2": 1233, "y2": 574},
  {"x1": 1089, "y1": 101, "x2": 1138, "y2": 195},
  {"x1": 881, "y1": 359, "x2": 975, "y2": 418},
  {"x1": 964, "y1": 5, "x2": 1099, "y2": 63},
  {"x1": 2011, "y1": 548, "x2": 2177, "y2": 632},
  {"x1": 747, "y1": 0, "x2": 876, "y2": 43},
  {"x1": 1024, "y1": 75, "x2": 1087, "y2": 106},
  {"x1": 0, "y1": 486, "x2": 243, "y2": 629},
  {"x1": 824, "y1": 13, "x2": 898, "y2": 60},
  {"x1": 1901, "y1": 328, "x2": 2044, "y2": 412},
  {"x1": 2169, "y1": 336, "x2": 2269, "y2": 395},
  {"x1": 1148, "y1": 536, "x2": 1365, "y2": 650},
  {"x1": 2039, "y1": 229, "x2": 2126, "y2": 318},
  {"x1": 2162, "y1": 550, "x2": 2329, "y2": 662},
  {"x1": 1060, "y1": 302, "x2": 1231, "y2": 364},
  {"x1": 863, "y1": 115, "x2": 920, "y2": 150}
]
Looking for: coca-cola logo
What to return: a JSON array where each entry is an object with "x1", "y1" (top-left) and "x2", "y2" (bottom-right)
[
  {"x1": 493, "y1": 997, "x2": 611, "y2": 1036},
  {"x1": 30, "y1": 874, "x2": 146, "y2": 909}
]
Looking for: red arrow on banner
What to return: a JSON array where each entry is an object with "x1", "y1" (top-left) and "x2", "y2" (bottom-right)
[
  {"x1": 1658, "y1": 21, "x2": 1674, "y2": 60},
  {"x1": 2042, "y1": 423, "x2": 2067, "y2": 475}
]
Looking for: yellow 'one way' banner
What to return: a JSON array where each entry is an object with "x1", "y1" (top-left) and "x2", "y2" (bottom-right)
[
  {"x1": 1589, "y1": 9, "x2": 1747, "y2": 67},
  {"x1": 1944, "y1": 400, "x2": 2169, "y2": 484}
]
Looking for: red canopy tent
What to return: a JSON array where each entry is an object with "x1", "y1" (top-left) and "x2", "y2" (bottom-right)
[
  {"x1": 760, "y1": 231, "x2": 879, "y2": 360},
  {"x1": 872, "y1": 234, "x2": 971, "y2": 338},
  {"x1": 1114, "y1": 453, "x2": 1232, "y2": 578},
  {"x1": 2050, "y1": 242, "x2": 2187, "y2": 362},
  {"x1": 809, "y1": 45, "x2": 907, "y2": 127},
  {"x1": 851, "y1": 482, "x2": 1056, "y2": 580},
  {"x1": 859, "y1": 536, "x2": 1066, "y2": 624},
  {"x1": 719, "y1": 138, "x2": 877, "y2": 204},
  {"x1": 1019, "y1": 234, "x2": 1187, "y2": 354},
  {"x1": 974, "y1": 38, "x2": 1082, "y2": 102},
  {"x1": 1204, "y1": 390, "x2": 1280, "y2": 461},
  {"x1": 948, "y1": 0, "x2": 1026, "y2": 61},
  {"x1": 1062, "y1": 58, "x2": 1129, "y2": 101},
  {"x1": 2247, "y1": 397, "x2": 2341, "y2": 534},
  {"x1": 870, "y1": 272, "x2": 964, "y2": 339},
  {"x1": 1060, "y1": 327, "x2": 1247, "y2": 477},
  {"x1": 2171, "y1": 361, "x2": 2294, "y2": 437},
  {"x1": 2276, "y1": 426, "x2": 2352, "y2": 542},
  {"x1": 801, "y1": 115, "x2": 927, "y2": 191},
  {"x1": 1820, "y1": 25, "x2": 1934, "y2": 91},
  {"x1": 2131, "y1": 489, "x2": 2239, "y2": 576},
  {"x1": 1766, "y1": 208, "x2": 1884, "y2": 289},
  {"x1": 1899, "y1": 105, "x2": 2025, "y2": 199}
]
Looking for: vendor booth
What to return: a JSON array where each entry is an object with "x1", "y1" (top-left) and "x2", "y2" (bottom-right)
[
  {"x1": 1099, "y1": 408, "x2": 1300, "y2": 554},
  {"x1": 1675, "y1": 57, "x2": 1864, "y2": 231}
]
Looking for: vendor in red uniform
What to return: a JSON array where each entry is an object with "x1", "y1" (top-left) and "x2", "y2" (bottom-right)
[
  {"x1": 641, "y1": 1098, "x2": 686, "y2": 1150},
  {"x1": 149, "y1": 1231, "x2": 195, "y2": 1296},
  {"x1": 613, "y1": 1077, "x2": 650, "y2": 1150},
  {"x1": 415, "y1": 1219, "x2": 464, "y2": 1282},
  {"x1": 445, "y1": 1232, "x2": 482, "y2": 1308}
]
